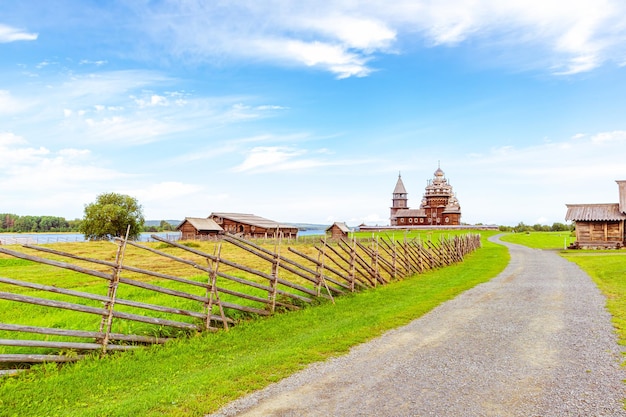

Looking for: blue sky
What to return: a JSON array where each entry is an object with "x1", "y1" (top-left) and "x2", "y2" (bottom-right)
[{"x1": 2, "y1": 1, "x2": 626, "y2": 226}]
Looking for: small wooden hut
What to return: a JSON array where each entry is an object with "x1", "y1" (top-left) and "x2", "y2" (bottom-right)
[
  {"x1": 326, "y1": 222, "x2": 350, "y2": 240},
  {"x1": 176, "y1": 217, "x2": 223, "y2": 240},
  {"x1": 209, "y1": 213, "x2": 298, "y2": 239},
  {"x1": 565, "y1": 180, "x2": 626, "y2": 248}
]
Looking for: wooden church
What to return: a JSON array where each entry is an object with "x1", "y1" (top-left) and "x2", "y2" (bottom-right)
[{"x1": 390, "y1": 165, "x2": 462, "y2": 227}]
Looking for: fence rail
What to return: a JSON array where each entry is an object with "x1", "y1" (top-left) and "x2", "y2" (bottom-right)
[{"x1": 0, "y1": 232, "x2": 481, "y2": 374}]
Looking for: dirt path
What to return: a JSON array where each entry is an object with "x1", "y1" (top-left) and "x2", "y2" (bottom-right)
[{"x1": 209, "y1": 235, "x2": 626, "y2": 417}]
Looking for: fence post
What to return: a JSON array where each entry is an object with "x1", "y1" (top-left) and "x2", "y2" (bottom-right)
[
  {"x1": 269, "y1": 228, "x2": 281, "y2": 313},
  {"x1": 99, "y1": 225, "x2": 130, "y2": 353},
  {"x1": 349, "y1": 237, "x2": 356, "y2": 292},
  {"x1": 206, "y1": 242, "x2": 229, "y2": 331}
]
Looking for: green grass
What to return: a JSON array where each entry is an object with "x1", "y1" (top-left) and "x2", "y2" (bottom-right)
[
  {"x1": 499, "y1": 231, "x2": 576, "y2": 250},
  {"x1": 0, "y1": 232, "x2": 507, "y2": 417}
]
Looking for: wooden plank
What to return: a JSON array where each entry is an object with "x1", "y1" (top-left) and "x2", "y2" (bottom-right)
[
  {"x1": 327, "y1": 240, "x2": 367, "y2": 282},
  {"x1": 0, "y1": 323, "x2": 169, "y2": 344},
  {"x1": 0, "y1": 276, "x2": 232, "y2": 325},
  {"x1": 0, "y1": 354, "x2": 85, "y2": 363},
  {"x1": 0, "y1": 247, "x2": 112, "y2": 281},
  {"x1": 287, "y1": 247, "x2": 350, "y2": 290},
  {"x1": 0, "y1": 292, "x2": 200, "y2": 330},
  {"x1": 0, "y1": 339, "x2": 138, "y2": 351},
  {"x1": 149, "y1": 235, "x2": 319, "y2": 299},
  {"x1": 0, "y1": 369, "x2": 25, "y2": 377}
]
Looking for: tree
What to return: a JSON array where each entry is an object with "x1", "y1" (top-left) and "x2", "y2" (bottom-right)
[
  {"x1": 79, "y1": 192, "x2": 145, "y2": 240},
  {"x1": 159, "y1": 220, "x2": 173, "y2": 231}
]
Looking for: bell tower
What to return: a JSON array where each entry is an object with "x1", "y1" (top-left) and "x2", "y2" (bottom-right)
[{"x1": 390, "y1": 173, "x2": 409, "y2": 225}]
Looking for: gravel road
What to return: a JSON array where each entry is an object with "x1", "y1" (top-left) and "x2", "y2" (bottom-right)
[{"x1": 208, "y1": 235, "x2": 626, "y2": 417}]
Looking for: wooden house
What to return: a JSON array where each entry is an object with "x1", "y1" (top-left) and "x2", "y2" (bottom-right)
[
  {"x1": 176, "y1": 217, "x2": 223, "y2": 240},
  {"x1": 209, "y1": 213, "x2": 298, "y2": 239},
  {"x1": 565, "y1": 180, "x2": 626, "y2": 248},
  {"x1": 326, "y1": 222, "x2": 350, "y2": 240},
  {"x1": 391, "y1": 166, "x2": 462, "y2": 226}
]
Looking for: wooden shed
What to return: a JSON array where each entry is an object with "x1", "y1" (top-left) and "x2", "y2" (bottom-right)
[
  {"x1": 326, "y1": 222, "x2": 350, "y2": 240},
  {"x1": 565, "y1": 180, "x2": 626, "y2": 248},
  {"x1": 209, "y1": 213, "x2": 298, "y2": 239},
  {"x1": 176, "y1": 217, "x2": 223, "y2": 240}
]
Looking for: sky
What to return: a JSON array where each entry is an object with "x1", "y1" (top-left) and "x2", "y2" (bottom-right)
[{"x1": 2, "y1": 0, "x2": 626, "y2": 227}]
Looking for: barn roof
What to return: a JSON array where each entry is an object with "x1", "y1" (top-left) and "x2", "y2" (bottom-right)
[
  {"x1": 394, "y1": 208, "x2": 426, "y2": 218},
  {"x1": 565, "y1": 204, "x2": 626, "y2": 221},
  {"x1": 177, "y1": 217, "x2": 223, "y2": 232},
  {"x1": 210, "y1": 212, "x2": 295, "y2": 229},
  {"x1": 326, "y1": 222, "x2": 351, "y2": 233}
]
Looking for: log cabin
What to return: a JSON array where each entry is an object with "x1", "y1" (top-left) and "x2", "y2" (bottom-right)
[
  {"x1": 176, "y1": 217, "x2": 224, "y2": 240},
  {"x1": 326, "y1": 222, "x2": 350, "y2": 240},
  {"x1": 209, "y1": 212, "x2": 298, "y2": 239},
  {"x1": 565, "y1": 180, "x2": 626, "y2": 248}
]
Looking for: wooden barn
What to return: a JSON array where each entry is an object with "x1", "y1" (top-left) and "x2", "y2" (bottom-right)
[
  {"x1": 209, "y1": 212, "x2": 298, "y2": 239},
  {"x1": 326, "y1": 222, "x2": 350, "y2": 240},
  {"x1": 176, "y1": 217, "x2": 224, "y2": 240},
  {"x1": 565, "y1": 180, "x2": 626, "y2": 248}
]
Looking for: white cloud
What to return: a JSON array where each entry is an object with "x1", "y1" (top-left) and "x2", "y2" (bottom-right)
[
  {"x1": 0, "y1": 24, "x2": 37, "y2": 43},
  {"x1": 0, "y1": 131, "x2": 27, "y2": 147},
  {"x1": 0, "y1": 90, "x2": 29, "y2": 114},
  {"x1": 134, "y1": 0, "x2": 626, "y2": 76},
  {"x1": 590, "y1": 130, "x2": 626, "y2": 144},
  {"x1": 232, "y1": 146, "x2": 307, "y2": 172}
]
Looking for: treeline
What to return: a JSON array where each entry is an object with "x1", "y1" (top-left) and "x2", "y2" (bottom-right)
[
  {"x1": 1, "y1": 214, "x2": 177, "y2": 234},
  {"x1": 498, "y1": 222, "x2": 574, "y2": 233},
  {"x1": 0, "y1": 214, "x2": 80, "y2": 233}
]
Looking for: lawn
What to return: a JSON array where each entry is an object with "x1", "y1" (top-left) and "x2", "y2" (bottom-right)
[{"x1": 0, "y1": 231, "x2": 507, "y2": 416}]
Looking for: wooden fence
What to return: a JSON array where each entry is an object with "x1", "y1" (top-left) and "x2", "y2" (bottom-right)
[{"x1": 0, "y1": 233, "x2": 481, "y2": 375}]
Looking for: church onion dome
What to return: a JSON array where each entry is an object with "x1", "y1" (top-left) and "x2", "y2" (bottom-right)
[{"x1": 434, "y1": 167, "x2": 445, "y2": 178}]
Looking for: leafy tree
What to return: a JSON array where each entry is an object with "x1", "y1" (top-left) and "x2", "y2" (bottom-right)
[
  {"x1": 159, "y1": 220, "x2": 173, "y2": 231},
  {"x1": 550, "y1": 222, "x2": 570, "y2": 232},
  {"x1": 79, "y1": 192, "x2": 145, "y2": 240}
]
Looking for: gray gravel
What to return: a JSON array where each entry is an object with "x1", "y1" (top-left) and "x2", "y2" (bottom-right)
[{"x1": 208, "y1": 235, "x2": 626, "y2": 417}]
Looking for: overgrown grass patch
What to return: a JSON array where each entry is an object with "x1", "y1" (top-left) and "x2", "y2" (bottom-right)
[{"x1": 0, "y1": 234, "x2": 507, "y2": 417}]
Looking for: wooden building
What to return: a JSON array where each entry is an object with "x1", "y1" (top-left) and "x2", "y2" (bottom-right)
[
  {"x1": 390, "y1": 165, "x2": 462, "y2": 226},
  {"x1": 209, "y1": 212, "x2": 298, "y2": 239},
  {"x1": 565, "y1": 180, "x2": 626, "y2": 248},
  {"x1": 176, "y1": 217, "x2": 223, "y2": 240},
  {"x1": 326, "y1": 222, "x2": 350, "y2": 239}
]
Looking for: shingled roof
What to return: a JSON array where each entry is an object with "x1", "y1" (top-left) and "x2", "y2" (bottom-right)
[
  {"x1": 565, "y1": 204, "x2": 626, "y2": 222},
  {"x1": 326, "y1": 222, "x2": 351, "y2": 233},
  {"x1": 210, "y1": 212, "x2": 293, "y2": 229},
  {"x1": 395, "y1": 208, "x2": 426, "y2": 217},
  {"x1": 176, "y1": 217, "x2": 223, "y2": 232}
]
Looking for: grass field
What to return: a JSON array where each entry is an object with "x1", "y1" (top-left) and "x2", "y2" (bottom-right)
[
  {"x1": 499, "y1": 230, "x2": 576, "y2": 250},
  {"x1": 0, "y1": 231, "x2": 507, "y2": 416}
]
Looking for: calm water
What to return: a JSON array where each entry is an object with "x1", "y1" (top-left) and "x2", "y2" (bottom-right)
[{"x1": 0, "y1": 232, "x2": 182, "y2": 245}]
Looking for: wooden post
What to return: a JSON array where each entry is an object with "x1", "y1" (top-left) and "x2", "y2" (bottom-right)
[
  {"x1": 269, "y1": 227, "x2": 281, "y2": 313},
  {"x1": 206, "y1": 243, "x2": 229, "y2": 331},
  {"x1": 99, "y1": 225, "x2": 129, "y2": 353},
  {"x1": 349, "y1": 237, "x2": 356, "y2": 292}
]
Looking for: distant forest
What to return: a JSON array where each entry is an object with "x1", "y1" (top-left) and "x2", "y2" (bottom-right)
[{"x1": 0, "y1": 214, "x2": 176, "y2": 233}]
